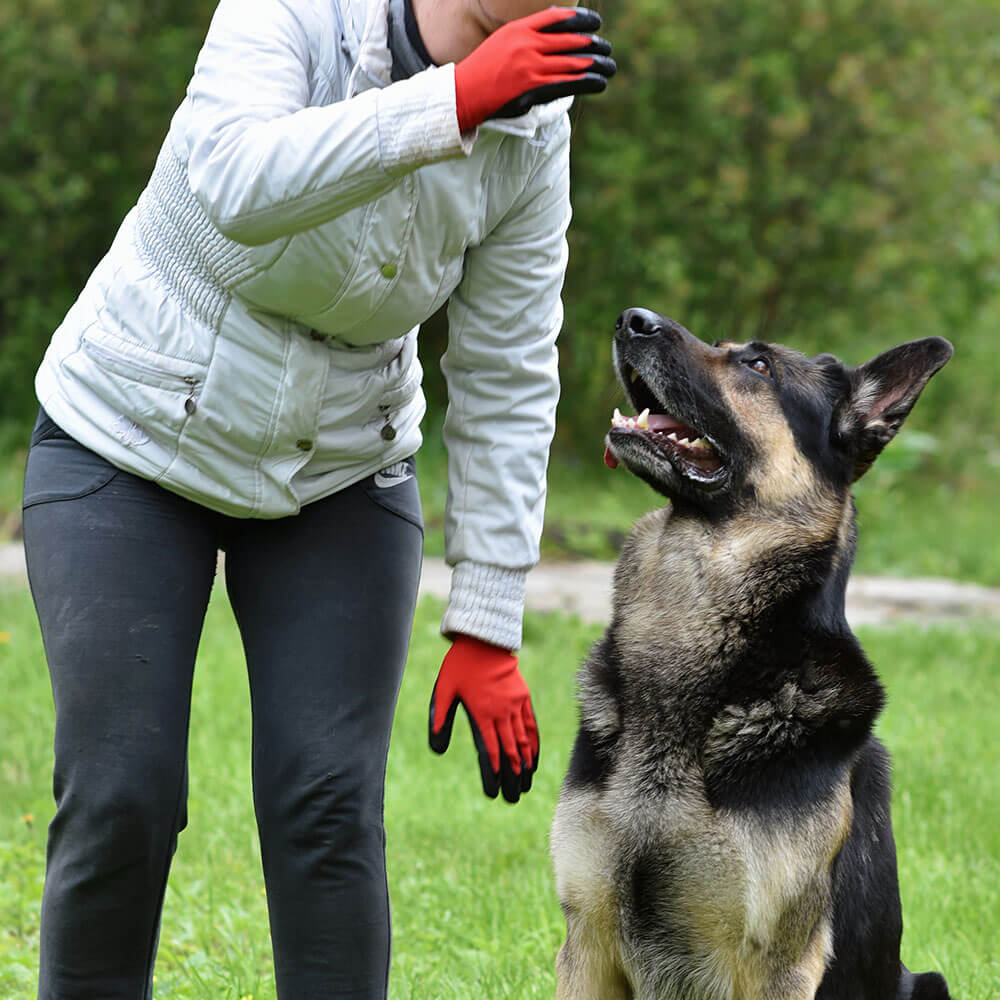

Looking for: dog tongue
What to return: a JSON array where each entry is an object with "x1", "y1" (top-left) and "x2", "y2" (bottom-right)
[
  {"x1": 646, "y1": 413, "x2": 681, "y2": 432},
  {"x1": 604, "y1": 445, "x2": 619, "y2": 470}
]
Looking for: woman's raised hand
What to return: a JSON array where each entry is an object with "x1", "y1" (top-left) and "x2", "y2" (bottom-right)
[{"x1": 454, "y1": 6, "x2": 615, "y2": 131}]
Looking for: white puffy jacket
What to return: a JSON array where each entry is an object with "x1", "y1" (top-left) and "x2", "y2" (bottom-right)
[{"x1": 35, "y1": 0, "x2": 572, "y2": 650}]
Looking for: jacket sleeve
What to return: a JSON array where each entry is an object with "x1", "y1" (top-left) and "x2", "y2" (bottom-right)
[
  {"x1": 179, "y1": 0, "x2": 472, "y2": 246},
  {"x1": 439, "y1": 120, "x2": 571, "y2": 651}
]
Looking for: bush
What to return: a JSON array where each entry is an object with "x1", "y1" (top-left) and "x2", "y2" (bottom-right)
[
  {"x1": 0, "y1": 0, "x2": 215, "y2": 425},
  {"x1": 3, "y1": 0, "x2": 998, "y2": 468},
  {"x1": 553, "y1": 0, "x2": 1000, "y2": 452}
]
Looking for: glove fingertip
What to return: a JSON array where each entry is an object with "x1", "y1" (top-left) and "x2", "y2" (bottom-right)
[
  {"x1": 592, "y1": 55, "x2": 617, "y2": 78},
  {"x1": 428, "y1": 729, "x2": 450, "y2": 755},
  {"x1": 428, "y1": 696, "x2": 457, "y2": 754},
  {"x1": 500, "y1": 757, "x2": 522, "y2": 804},
  {"x1": 480, "y1": 757, "x2": 501, "y2": 799},
  {"x1": 571, "y1": 73, "x2": 609, "y2": 98},
  {"x1": 539, "y1": 6, "x2": 602, "y2": 34},
  {"x1": 467, "y1": 717, "x2": 501, "y2": 798}
]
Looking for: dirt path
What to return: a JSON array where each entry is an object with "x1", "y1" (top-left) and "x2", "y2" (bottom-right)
[{"x1": 4, "y1": 542, "x2": 1000, "y2": 627}]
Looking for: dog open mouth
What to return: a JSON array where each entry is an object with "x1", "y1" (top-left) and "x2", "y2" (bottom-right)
[{"x1": 605, "y1": 368, "x2": 726, "y2": 485}]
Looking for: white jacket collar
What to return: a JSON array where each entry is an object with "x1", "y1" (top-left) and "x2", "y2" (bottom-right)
[
  {"x1": 343, "y1": 0, "x2": 572, "y2": 135},
  {"x1": 345, "y1": 0, "x2": 393, "y2": 90}
]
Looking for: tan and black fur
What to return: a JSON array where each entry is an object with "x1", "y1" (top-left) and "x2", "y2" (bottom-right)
[{"x1": 550, "y1": 309, "x2": 953, "y2": 1000}]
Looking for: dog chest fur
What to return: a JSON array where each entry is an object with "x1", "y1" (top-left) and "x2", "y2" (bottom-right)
[{"x1": 552, "y1": 736, "x2": 852, "y2": 1000}]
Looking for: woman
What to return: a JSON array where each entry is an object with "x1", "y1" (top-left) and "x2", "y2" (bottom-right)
[{"x1": 22, "y1": 0, "x2": 614, "y2": 995}]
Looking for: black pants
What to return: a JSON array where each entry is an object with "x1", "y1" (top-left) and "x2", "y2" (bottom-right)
[{"x1": 22, "y1": 409, "x2": 424, "y2": 1000}]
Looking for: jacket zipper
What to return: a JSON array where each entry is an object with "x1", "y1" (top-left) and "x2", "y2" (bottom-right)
[
  {"x1": 378, "y1": 404, "x2": 396, "y2": 441},
  {"x1": 183, "y1": 375, "x2": 199, "y2": 414},
  {"x1": 82, "y1": 338, "x2": 201, "y2": 415}
]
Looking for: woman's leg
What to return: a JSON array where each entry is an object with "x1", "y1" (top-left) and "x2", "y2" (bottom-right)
[
  {"x1": 23, "y1": 413, "x2": 219, "y2": 1000},
  {"x1": 223, "y1": 466, "x2": 423, "y2": 1000}
]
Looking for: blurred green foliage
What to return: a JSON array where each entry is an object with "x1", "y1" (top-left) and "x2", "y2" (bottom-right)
[
  {"x1": 552, "y1": 0, "x2": 1000, "y2": 455},
  {"x1": 2, "y1": 0, "x2": 998, "y2": 472},
  {"x1": 0, "y1": 0, "x2": 216, "y2": 423}
]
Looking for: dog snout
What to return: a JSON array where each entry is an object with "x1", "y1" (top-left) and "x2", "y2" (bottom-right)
[
  {"x1": 616, "y1": 308, "x2": 665, "y2": 338},
  {"x1": 615, "y1": 310, "x2": 712, "y2": 361}
]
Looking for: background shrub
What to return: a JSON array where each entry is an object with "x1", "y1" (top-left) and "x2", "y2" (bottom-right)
[
  {"x1": 550, "y1": 0, "x2": 1000, "y2": 452},
  {"x1": 0, "y1": 0, "x2": 215, "y2": 424},
  {"x1": 3, "y1": 0, "x2": 998, "y2": 467}
]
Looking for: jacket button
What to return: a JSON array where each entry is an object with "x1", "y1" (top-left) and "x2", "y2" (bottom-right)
[
  {"x1": 296, "y1": 439, "x2": 313, "y2": 451},
  {"x1": 380, "y1": 263, "x2": 398, "y2": 280},
  {"x1": 380, "y1": 424, "x2": 397, "y2": 441}
]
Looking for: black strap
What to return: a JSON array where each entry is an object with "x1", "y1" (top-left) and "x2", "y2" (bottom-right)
[{"x1": 403, "y1": 0, "x2": 436, "y2": 67}]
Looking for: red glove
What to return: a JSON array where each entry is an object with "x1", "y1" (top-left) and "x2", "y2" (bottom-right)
[
  {"x1": 454, "y1": 6, "x2": 616, "y2": 132},
  {"x1": 429, "y1": 634, "x2": 540, "y2": 803}
]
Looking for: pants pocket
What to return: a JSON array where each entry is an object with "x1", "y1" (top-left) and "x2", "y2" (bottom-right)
[
  {"x1": 28, "y1": 407, "x2": 70, "y2": 447},
  {"x1": 361, "y1": 456, "x2": 423, "y2": 533},
  {"x1": 23, "y1": 409, "x2": 120, "y2": 510}
]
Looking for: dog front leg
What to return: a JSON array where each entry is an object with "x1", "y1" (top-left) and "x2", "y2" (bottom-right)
[{"x1": 555, "y1": 920, "x2": 633, "y2": 1000}]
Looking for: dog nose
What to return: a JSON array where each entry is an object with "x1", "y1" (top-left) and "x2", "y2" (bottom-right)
[{"x1": 616, "y1": 308, "x2": 664, "y2": 337}]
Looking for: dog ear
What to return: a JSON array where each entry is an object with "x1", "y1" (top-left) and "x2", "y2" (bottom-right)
[{"x1": 837, "y1": 337, "x2": 953, "y2": 483}]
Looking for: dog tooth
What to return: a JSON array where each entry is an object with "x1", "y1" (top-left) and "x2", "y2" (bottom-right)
[
  {"x1": 667, "y1": 432, "x2": 679, "y2": 442},
  {"x1": 637, "y1": 408, "x2": 650, "y2": 429},
  {"x1": 612, "y1": 407, "x2": 623, "y2": 427},
  {"x1": 678, "y1": 437, "x2": 690, "y2": 447}
]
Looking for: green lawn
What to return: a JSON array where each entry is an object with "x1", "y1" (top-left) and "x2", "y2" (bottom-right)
[{"x1": 1, "y1": 582, "x2": 997, "y2": 998}]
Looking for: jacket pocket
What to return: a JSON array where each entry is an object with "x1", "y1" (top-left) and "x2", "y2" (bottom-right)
[
  {"x1": 70, "y1": 330, "x2": 207, "y2": 429},
  {"x1": 372, "y1": 333, "x2": 421, "y2": 413},
  {"x1": 81, "y1": 333, "x2": 203, "y2": 398},
  {"x1": 23, "y1": 410, "x2": 119, "y2": 510}
]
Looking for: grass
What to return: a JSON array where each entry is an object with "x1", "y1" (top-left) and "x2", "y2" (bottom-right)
[{"x1": 1, "y1": 580, "x2": 998, "y2": 998}]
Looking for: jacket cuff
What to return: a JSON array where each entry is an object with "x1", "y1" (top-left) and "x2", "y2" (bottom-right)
[
  {"x1": 441, "y1": 561, "x2": 527, "y2": 651},
  {"x1": 376, "y1": 64, "x2": 476, "y2": 175}
]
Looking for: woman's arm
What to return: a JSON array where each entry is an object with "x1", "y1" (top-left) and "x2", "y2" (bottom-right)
[
  {"x1": 180, "y1": 0, "x2": 471, "y2": 246},
  {"x1": 439, "y1": 118, "x2": 571, "y2": 651}
]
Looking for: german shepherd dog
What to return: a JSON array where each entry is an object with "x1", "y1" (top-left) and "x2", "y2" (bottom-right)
[{"x1": 550, "y1": 309, "x2": 953, "y2": 1000}]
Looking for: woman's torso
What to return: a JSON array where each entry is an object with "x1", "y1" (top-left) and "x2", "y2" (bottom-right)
[{"x1": 36, "y1": 0, "x2": 571, "y2": 518}]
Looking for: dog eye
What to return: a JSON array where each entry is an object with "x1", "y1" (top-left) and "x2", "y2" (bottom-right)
[{"x1": 746, "y1": 358, "x2": 772, "y2": 377}]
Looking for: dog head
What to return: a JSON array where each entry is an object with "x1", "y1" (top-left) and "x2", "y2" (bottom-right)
[{"x1": 605, "y1": 308, "x2": 952, "y2": 523}]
